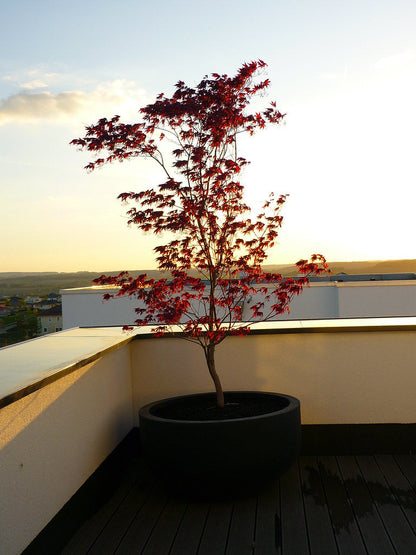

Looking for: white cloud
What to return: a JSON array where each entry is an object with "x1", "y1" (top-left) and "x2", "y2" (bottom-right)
[
  {"x1": 21, "y1": 80, "x2": 48, "y2": 90},
  {"x1": 3, "y1": 68, "x2": 63, "y2": 87},
  {"x1": 0, "y1": 80, "x2": 149, "y2": 125},
  {"x1": 374, "y1": 49, "x2": 416, "y2": 70}
]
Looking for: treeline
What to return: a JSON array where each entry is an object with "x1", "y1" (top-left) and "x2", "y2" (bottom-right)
[
  {"x1": 0, "y1": 272, "x2": 100, "y2": 297},
  {"x1": 0, "y1": 270, "x2": 163, "y2": 297}
]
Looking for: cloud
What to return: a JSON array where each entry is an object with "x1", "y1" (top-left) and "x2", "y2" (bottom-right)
[
  {"x1": 2, "y1": 69, "x2": 63, "y2": 88},
  {"x1": 20, "y1": 80, "x2": 48, "y2": 90},
  {"x1": 374, "y1": 49, "x2": 416, "y2": 70},
  {"x1": 0, "y1": 80, "x2": 148, "y2": 125}
]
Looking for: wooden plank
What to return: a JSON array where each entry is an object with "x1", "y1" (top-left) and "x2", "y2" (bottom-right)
[
  {"x1": 169, "y1": 501, "x2": 210, "y2": 555},
  {"x1": 357, "y1": 455, "x2": 416, "y2": 555},
  {"x1": 141, "y1": 496, "x2": 188, "y2": 555},
  {"x1": 226, "y1": 495, "x2": 257, "y2": 554},
  {"x1": 337, "y1": 456, "x2": 395, "y2": 555},
  {"x1": 279, "y1": 460, "x2": 309, "y2": 554},
  {"x1": 375, "y1": 455, "x2": 416, "y2": 533},
  {"x1": 318, "y1": 456, "x2": 366, "y2": 555},
  {"x1": 61, "y1": 457, "x2": 148, "y2": 554},
  {"x1": 85, "y1": 469, "x2": 156, "y2": 554},
  {"x1": 26, "y1": 434, "x2": 144, "y2": 555},
  {"x1": 253, "y1": 480, "x2": 279, "y2": 554},
  {"x1": 394, "y1": 454, "x2": 416, "y2": 493},
  {"x1": 299, "y1": 456, "x2": 338, "y2": 555},
  {"x1": 33, "y1": 451, "x2": 416, "y2": 555},
  {"x1": 105, "y1": 481, "x2": 168, "y2": 554},
  {"x1": 198, "y1": 501, "x2": 233, "y2": 555}
]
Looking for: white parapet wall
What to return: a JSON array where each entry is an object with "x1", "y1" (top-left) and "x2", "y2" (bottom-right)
[
  {"x1": 0, "y1": 328, "x2": 134, "y2": 555},
  {"x1": 336, "y1": 281, "x2": 416, "y2": 318},
  {"x1": 2, "y1": 318, "x2": 416, "y2": 552},
  {"x1": 130, "y1": 318, "x2": 416, "y2": 426},
  {"x1": 61, "y1": 280, "x2": 416, "y2": 329},
  {"x1": 61, "y1": 286, "x2": 142, "y2": 329}
]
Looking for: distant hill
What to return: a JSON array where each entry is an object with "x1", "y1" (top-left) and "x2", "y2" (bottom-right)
[
  {"x1": 264, "y1": 259, "x2": 416, "y2": 277},
  {"x1": 0, "y1": 272, "x2": 100, "y2": 296},
  {"x1": 1, "y1": 259, "x2": 416, "y2": 296},
  {"x1": 0, "y1": 270, "x2": 165, "y2": 297}
]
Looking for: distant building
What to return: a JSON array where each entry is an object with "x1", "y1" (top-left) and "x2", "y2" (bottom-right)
[
  {"x1": 25, "y1": 296, "x2": 42, "y2": 306},
  {"x1": 36, "y1": 300, "x2": 57, "y2": 311},
  {"x1": 0, "y1": 303, "x2": 11, "y2": 317},
  {"x1": 61, "y1": 273, "x2": 416, "y2": 329},
  {"x1": 38, "y1": 306, "x2": 63, "y2": 335},
  {"x1": 9, "y1": 296, "x2": 24, "y2": 309}
]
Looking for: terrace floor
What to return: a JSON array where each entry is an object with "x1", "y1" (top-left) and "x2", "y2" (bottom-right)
[{"x1": 25, "y1": 432, "x2": 416, "y2": 555}]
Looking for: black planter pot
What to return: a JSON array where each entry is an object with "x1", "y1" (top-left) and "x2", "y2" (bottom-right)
[{"x1": 139, "y1": 391, "x2": 301, "y2": 499}]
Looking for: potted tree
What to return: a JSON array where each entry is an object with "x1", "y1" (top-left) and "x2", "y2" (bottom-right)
[{"x1": 72, "y1": 60, "x2": 327, "y2": 498}]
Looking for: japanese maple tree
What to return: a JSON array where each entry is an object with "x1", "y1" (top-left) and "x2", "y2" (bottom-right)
[{"x1": 72, "y1": 60, "x2": 327, "y2": 408}]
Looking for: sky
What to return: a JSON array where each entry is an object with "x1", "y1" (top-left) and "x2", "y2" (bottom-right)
[{"x1": 1, "y1": 0, "x2": 416, "y2": 272}]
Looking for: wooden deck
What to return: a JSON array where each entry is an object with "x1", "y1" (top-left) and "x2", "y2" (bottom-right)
[{"x1": 25, "y1": 437, "x2": 416, "y2": 554}]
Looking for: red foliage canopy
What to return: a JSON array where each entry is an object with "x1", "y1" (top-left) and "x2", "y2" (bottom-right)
[{"x1": 72, "y1": 60, "x2": 327, "y2": 404}]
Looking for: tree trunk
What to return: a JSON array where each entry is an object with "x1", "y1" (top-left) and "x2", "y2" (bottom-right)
[{"x1": 206, "y1": 343, "x2": 224, "y2": 408}]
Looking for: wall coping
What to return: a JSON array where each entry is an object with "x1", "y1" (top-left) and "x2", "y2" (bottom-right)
[
  {"x1": 0, "y1": 327, "x2": 148, "y2": 409},
  {"x1": 60, "y1": 280, "x2": 416, "y2": 295},
  {"x1": 2, "y1": 317, "x2": 416, "y2": 409}
]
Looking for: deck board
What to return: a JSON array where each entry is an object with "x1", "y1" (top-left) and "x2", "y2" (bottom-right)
[
  {"x1": 319, "y1": 455, "x2": 367, "y2": 554},
  {"x1": 60, "y1": 461, "x2": 143, "y2": 554},
  {"x1": 114, "y1": 483, "x2": 169, "y2": 554},
  {"x1": 139, "y1": 496, "x2": 188, "y2": 555},
  {"x1": 299, "y1": 456, "x2": 338, "y2": 555},
  {"x1": 357, "y1": 455, "x2": 416, "y2": 555},
  {"x1": 226, "y1": 495, "x2": 257, "y2": 554},
  {"x1": 169, "y1": 502, "x2": 209, "y2": 555},
  {"x1": 25, "y1": 454, "x2": 416, "y2": 554},
  {"x1": 197, "y1": 501, "x2": 234, "y2": 555},
  {"x1": 279, "y1": 459, "x2": 310, "y2": 554},
  {"x1": 253, "y1": 479, "x2": 279, "y2": 553},
  {"x1": 394, "y1": 454, "x2": 416, "y2": 490},
  {"x1": 375, "y1": 455, "x2": 416, "y2": 533},
  {"x1": 86, "y1": 469, "x2": 157, "y2": 554},
  {"x1": 337, "y1": 456, "x2": 395, "y2": 555}
]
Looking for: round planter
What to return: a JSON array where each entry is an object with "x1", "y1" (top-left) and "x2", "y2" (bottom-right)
[{"x1": 139, "y1": 391, "x2": 301, "y2": 498}]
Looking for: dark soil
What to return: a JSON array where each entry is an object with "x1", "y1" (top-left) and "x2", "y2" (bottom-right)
[{"x1": 150, "y1": 392, "x2": 289, "y2": 421}]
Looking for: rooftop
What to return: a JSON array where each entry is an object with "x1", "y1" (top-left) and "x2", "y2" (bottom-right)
[
  {"x1": 2, "y1": 319, "x2": 416, "y2": 553},
  {"x1": 309, "y1": 272, "x2": 416, "y2": 282},
  {"x1": 26, "y1": 431, "x2": 416, "y2": 554}
]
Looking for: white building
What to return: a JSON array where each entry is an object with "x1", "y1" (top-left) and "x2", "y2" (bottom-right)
[
  {"x1": 61, "y1": 274, "x2": 416, "y2": 329},
  {"x1": 38, "y1": 305, "x2": 63, "y2": 335}
]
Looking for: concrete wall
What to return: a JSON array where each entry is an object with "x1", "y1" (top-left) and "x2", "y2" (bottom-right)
[
  {"x1": 245, "y1": 283, "x2": 339, "y2": 320},
  {"x1": 0, "y1": 346, "x2": 133, "y2": 555},
  {"x1": 2, "y1": 320, "x2": 416, "y2": 552},
  {"x1": 62, "y1": 281, "x2": 416, "y2": 329},
  {"x1": 130, "y1": 328, "x2": 416, "y2": 426},
  {"x1": 337, "y1": 282, "x2": 416, "y2": 318},
  {"x1": 62, "y1": 287, "x2": 140, "y2": 329}
]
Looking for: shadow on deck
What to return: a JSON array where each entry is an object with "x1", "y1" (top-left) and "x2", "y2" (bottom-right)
[{"x1": 25, "y1": 430, "x2": 416, "y2": 554}]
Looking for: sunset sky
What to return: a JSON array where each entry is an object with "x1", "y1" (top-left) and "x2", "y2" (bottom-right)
[{"x1": 1, "y1": 0, "x2": 416, "y2": 272}]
